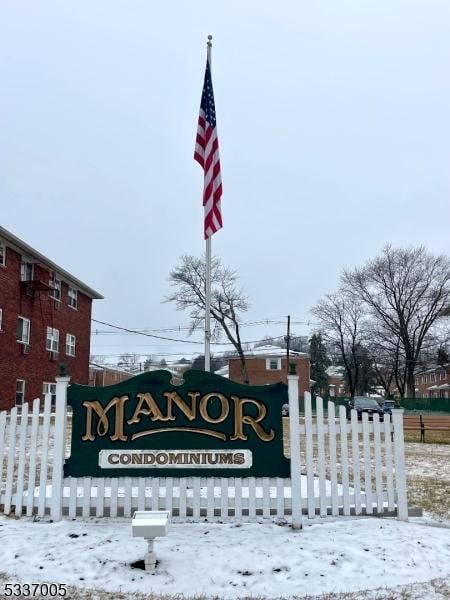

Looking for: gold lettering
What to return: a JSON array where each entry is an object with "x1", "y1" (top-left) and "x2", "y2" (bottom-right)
[
  {"x1": 82, "y1": 396, "x2": 129, "y2": 442},
  {"x1": 230, "y1": 396, "x2": 275, "y2": 442},
  {"x1": 127, "y1": 392, "x2": 169, "y2": 425},
  {"x1": 199, "y1": 392, "x2": 229, "y2": 423},
  {"x1": 164, "y1": 391, "x2": 199, "y2": 421}
]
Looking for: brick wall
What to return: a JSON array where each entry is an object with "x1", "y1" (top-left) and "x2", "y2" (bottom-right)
[
  {"x1": 0, "y1": 246, "x2": 93, "y2": 410},
  {"x1": 228, "y1": 356, "x2": 310, "y2": 395}
]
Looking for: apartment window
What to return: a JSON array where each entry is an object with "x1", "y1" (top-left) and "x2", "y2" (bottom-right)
[
  {"x1": 66, "y1": 333, "x2": 76, "y2": 356},
  {"x1": 68, "y1": 286, "x2": 78, "y2": 309},
  {"x1": 46, "y1": 327, "x2": 59, "y2": 352},
  {"x1": 49, "y1": 273, "x2": 62, "y2": 301},
  {"x1": 0, "y1": 308, "x2": 3, "y2": 330},
  {"x1": 42, "y1": 382, "x2": 57, "y2": 406},
  {"x1": 20, "y1": 259, "x2": 34, "y2": 282},
  {"x1": 266, "y1": 358, "x2": 281, "y2": 371},
  {"x1": 16, "y1": 380, "x2": 25, "y2": 405},
  {"x1": 440, "y1": 370, "x2": 446, "y2": 381},
  {"x1": 0, "y1": 241, "x2": 5, "y2": 266},
  {"x1": 17, "y1": 316, "x2": 30, "y2": 344},
  {"x1": 430, "y1": 373, "x2": 435, "y2": 383}
]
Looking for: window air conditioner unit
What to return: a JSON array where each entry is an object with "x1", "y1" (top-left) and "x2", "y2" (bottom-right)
[
  {"x1": 22, "y1": 344, "x2": 31, "y2": 355},
  {"x1": 54, "y1": 300, "x2": 61, "y2": 310}
]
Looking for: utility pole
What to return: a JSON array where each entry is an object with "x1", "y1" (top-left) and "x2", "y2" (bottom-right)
[{"x1": 285, "y1": 315, "x2": 291, "y2": 378}]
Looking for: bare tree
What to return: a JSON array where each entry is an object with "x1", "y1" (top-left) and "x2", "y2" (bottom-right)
[
  {"x1": 166, "y1": 255, "x2": 250, "y2": 382},
  {"x1": 311, "y1": 290, "x2": 367, "y2": 399},
  {"x1": 118, "y1": 352, "x2": 141, "y2": 373},
  {"x1": 343, "y1": 245, "x2": 450, "y2": 397}
]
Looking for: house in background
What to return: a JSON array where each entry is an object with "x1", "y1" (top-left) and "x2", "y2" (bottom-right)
[
  {"x1": 414, "y1": 364, "x2": 450, "y2": 398},
  {"x1": 326, "y1": 366, "x2": 347, "y2": 397},
  {"x1": 0, "y1": 226, "x2": 103, "y2": 410},
  {"x1": 227, "y1": 345, "x2": 310, "y2": 396},
  {"x1": 89, "y1": 364, "x2": 133, "y2": 387}
]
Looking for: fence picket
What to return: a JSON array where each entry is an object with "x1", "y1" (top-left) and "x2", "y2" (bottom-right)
[
  {"x1": 235, "y1": 478, "x2": 242, "y2": 520},
  {"x1": 276, "y1": 477, "x2": 284, "y2": 518},
  {"x1": 26, "y1": 399, "x2": 40, "y2": 516},
  {"x1": 82, "y1": 477, "x2": 91, "y2": 517},
  {"x1": 248, "y1": 478, "x2": 256, "y2": 519},
  {"x1": 96, "y1": 478, "x2": 105, "y2": 517},
  {"x1": 339, "y1": 406, "x2": 350, "y2": 515},
  {"x1": 165, "y1": 478, "x2": 173, "y2": 514},
  {"x1": 0, "y1": 411, "x2": 7, "y2": 505},
  {"x1": 206, "y1": 477, "x2": 214, "y2": 519},
  {"x1": 220, "y1": 478, "x2": 228, "y2": 519},
  {"x1": 193, "y1": 478, "x2": 201, "y2": 520},
  {"x1": 122, "y1": 477, "x2": 131, "y2": 517},
  {"x1": 38, "y1": 395, "x2": 52, "y2": 517},
  {"x1": 4, "y1": 407, "x2": 18, "y2": 514},
  {"x1": 262, "y1": 478, "x2": 270, "y2": 518},
  {"x1": 15, "y1": 403, "x2": 29, "y2": 517},
  {"x1": 110, "y1": 478, "x2": 118, "y2": 517},
  {"x1": 304, "y1": 392, "x2": 315, "y2": 518},
  {"x1": 392, "y1": 409, "x2": 408, "y2": 520},
  {"x1": 383, "y1": 415, "x2": 395, "y2": 511},
  {"x1": 350, "y1": 410, "x2": 362, "y2": 515},
  {"x1": 151, "y1": 478, "x2": 159, "y2": 511},
  {"x1": 327, "y1": 401, "x2": 339, "y2": 516},
  {"x1": 362, "y1": 413, "x2": 373, "y2": 514},
  {"x1": 179, "y1": 478, "x2": 187, "y2": 518},
  {"x1": 373, "y1": 414, "x2": 384, "y2": 513},
  {"x1": 316, "y1": 397, "x2": 327, "y2": 517},
  {"x1": 68, "y1": 477, "x2": 77, "y2": 518}
]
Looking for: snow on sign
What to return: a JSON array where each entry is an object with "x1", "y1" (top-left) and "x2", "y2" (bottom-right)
[{"x1": 64, "y1": 370, "x2": 289, "y2": 478}]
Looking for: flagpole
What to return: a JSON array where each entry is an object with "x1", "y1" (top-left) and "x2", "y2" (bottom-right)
[{"x1": 204, "y1": 34, "x2": 213, "y2": 372}]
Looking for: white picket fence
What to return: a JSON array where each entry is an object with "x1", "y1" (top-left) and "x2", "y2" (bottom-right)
[{"x1": 0, "y1": 374, "x2": 408, "y2": 526}]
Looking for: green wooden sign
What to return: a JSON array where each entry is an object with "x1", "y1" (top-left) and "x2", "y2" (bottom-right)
[{"x1": 64, "y1": 370, "x2": 290, "y2": 477}]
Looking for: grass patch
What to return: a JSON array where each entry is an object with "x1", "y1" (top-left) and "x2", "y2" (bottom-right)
[
  {"x1": 407, "y1": 475, "x2": 450, "y2": 520},
  {"x1": 404, "y1": 430, "x2": 450, "y2": 444}
]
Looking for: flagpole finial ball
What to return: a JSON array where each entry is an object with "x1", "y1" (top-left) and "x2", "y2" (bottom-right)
[{"x1": 208, "y1": 34, "x2": 213, "y2": 40}]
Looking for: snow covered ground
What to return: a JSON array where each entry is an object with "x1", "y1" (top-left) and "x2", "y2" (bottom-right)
[{"x1": 1, "y1": 514, "x2": 449, "y2": 599}]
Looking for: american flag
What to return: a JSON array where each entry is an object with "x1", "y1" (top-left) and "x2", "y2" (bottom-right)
[{"x1": 194, "y1": 59, "x2": 223, "y2": 239}]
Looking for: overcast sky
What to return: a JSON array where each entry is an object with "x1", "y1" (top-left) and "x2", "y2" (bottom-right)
[{"x1": 1, "y1": 1, "x2": 449, "y2": 365}]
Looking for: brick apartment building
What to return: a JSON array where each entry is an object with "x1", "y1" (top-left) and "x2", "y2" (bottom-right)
[
  {"x1": 414, "y1": 364, "x2": 450, "y2": 398},
  {"x1": 0, "y1": 226, "x2": 103, "y2": 410},
  {"x1": 228, "y1": 345, "x2": 310, "y2": 396}
]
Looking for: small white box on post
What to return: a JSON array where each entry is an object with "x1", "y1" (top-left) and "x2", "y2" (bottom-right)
[{"x1": 132, "y1": 510, "x2": 171, "y2": 571}]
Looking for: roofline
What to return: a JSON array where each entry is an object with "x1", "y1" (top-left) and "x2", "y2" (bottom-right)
[
  {"x1": 0, "y1": 226, "x2": 104, "y2": 299},
  {"x1": 228, "y1": 353, "x2": 310, "y2": 360}
]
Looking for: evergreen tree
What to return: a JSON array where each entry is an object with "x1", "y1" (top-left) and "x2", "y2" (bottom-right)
[{"x1": 309, "y1": 333, "x2": 330, "y2": 395}]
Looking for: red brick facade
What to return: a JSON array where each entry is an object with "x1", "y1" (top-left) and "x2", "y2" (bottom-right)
[
  {"x1": 228, "y1": 351, "x2": 310, "y2": 396},
  {"x1": 414, "y1": 364, "x2": 450, "y2": 398},
  {"x1": 0, "y1": 229, "x2": 102, "y2": 410}
]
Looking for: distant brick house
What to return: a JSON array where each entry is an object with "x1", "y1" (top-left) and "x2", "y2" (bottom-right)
[
  {"x1": 414, "y1": 364, "x2": 450, "y2": 398},
  {"x1": 228, "y1": 345, "x2": 310, "y2": 396},
  {"x1": 0, "y1": 226, "x2": 103, "y2": 410},
  {"x1": 326, "y1": 366, "x2": 347, "y2": 397},
  {"x1": 89, "y1": 365, "x2": 132, "y2": 387}
]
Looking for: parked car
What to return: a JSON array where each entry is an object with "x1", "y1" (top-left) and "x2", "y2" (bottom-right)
[
  {"x1": 346, "y1": 397, "x2": 385, "y2": 421},
  {"x1": 381, "y1": 399, "x2": 396, "y2": 416}
]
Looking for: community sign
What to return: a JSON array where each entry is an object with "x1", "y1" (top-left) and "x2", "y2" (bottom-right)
[{"x1": 64, "y1": 370, "x2": 290, "y2": 477}]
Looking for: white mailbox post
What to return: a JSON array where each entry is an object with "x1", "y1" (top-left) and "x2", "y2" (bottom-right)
[{"x1": 132, "y1": 510, "x2": 171, "y2": 571}]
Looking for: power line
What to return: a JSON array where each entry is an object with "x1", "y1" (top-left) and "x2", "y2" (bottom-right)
[{"x1": 91, "y1": 317, "x2": 313, "y2": 347}]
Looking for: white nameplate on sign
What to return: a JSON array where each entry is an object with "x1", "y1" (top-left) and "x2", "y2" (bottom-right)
[{"x1": 98, "y1": 449, "x2": 253, "y2": 469}]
